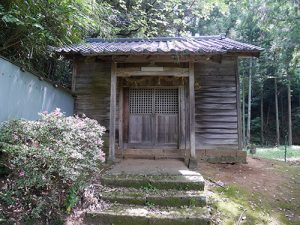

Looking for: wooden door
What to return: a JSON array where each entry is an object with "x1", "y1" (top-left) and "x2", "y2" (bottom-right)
[
  {"x1": 128, "y1": 89, "x2": 153, "y2": 146},
  {"x1": 154, "y1": 88, "x2": 178, "y2": 147},
  {"x1": 127, "y1": 88, "x2": 179, "y2": 148}
]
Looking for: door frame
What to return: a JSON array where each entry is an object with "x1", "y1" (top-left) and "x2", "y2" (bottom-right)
[
  {"x1": 119, "y1": 85, "x2": 186, "y2": 150},
  {"x1": 109, "y1": 62, "x2": 196, "y2": 164}
]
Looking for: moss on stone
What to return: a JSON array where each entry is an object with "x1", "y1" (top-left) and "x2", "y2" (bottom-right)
[
  {"x1": 101, "y1": 188, "x2": 206, "y2": 207},
  {"x1": 101, "y1": 175, "x2": 204, "y2": 191},
  {"x1": 86, "y1": 204, "x2": 211, "y2": 225}
]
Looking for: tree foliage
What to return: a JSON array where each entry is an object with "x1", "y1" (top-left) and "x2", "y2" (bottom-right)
[
  {"x1": 0, "y1": 0, "x2": 115, "y2": 86},
  {"x1": 103, "y1": 0, "x2": 228, "y2": 37}
]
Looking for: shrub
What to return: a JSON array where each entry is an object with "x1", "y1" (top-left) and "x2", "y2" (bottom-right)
[{"x1": 0, "y1": 109, "x2": 105, "y2": 223}]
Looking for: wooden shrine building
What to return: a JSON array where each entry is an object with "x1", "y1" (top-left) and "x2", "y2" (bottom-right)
[{"x1": 55, "y1": 35, "x2": 263, "y2": 167}]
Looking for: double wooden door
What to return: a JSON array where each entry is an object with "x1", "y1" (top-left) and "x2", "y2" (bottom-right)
[{"x1": 128, "y1": 88, "x2": 179, "y2": 148}]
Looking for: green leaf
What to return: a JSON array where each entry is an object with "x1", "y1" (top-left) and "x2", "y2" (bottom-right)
[
  {"x1": 32, "y1": 23, "x2": 44, "y2": 30},
  {"x1": 2, "y1": 14, "x2": 24, "y2": 25}
]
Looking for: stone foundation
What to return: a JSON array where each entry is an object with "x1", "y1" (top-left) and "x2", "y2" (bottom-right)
[
  {"x1": 114, "y1": 148, "x2": 247, "y2": 164},
  {"x1": 196, "y1": 149, "x2": 247, "y2": 163}
]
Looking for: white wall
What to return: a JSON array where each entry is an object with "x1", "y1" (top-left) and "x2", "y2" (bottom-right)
[{"x1": 0, "y1": 57, "x2": 74, "y2": 122}]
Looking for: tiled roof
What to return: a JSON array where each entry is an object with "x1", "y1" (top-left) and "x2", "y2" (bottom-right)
[{"x1": 54, "y1": 35, "x2": 263, "y2": 56}]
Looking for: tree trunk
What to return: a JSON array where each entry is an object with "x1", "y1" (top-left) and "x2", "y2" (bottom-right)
[
  {"x1": 281, "y1": 94, "x2": 284, "y2": 125},
  {"x1": 299, "y1": 91, "x2": 300, "y2": 107},
  {"x1": 246, "y1": 58, "x2": 253, "y2": 146},
  {"x1": 275, "y1": 77, "x2": 280, "y2": 146},
  {"x1": 287, "y1": 76, "x2": 292, "y2": 145},
  {"x1": 266, "y1": 103, "x2": 270, "y2": 127},
  {"x1": 261, "y1": 86, "x2": 264, "y2": 145}
]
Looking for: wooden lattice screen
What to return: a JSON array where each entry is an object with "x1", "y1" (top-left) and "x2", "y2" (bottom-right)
[{"x1": 129, "y1": 88, "x2": 178, "y2": 114}]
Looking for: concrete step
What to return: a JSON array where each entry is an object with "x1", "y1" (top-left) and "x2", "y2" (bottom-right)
[
  {"x1": 101, "y1": 174, "x2": 205, "y2": 191},
  {"x1": 85, "y1": 204, "x2": 211, "y2": 225},
  {"x1": 100, "y1": 188, "x2": 206, "y2": 207}
]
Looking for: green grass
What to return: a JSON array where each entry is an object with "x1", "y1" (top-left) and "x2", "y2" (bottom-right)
[
  {"x1": 252, "y1": 145, "x2": 300, "y2": 160},
  {"x1": 210, "y1": 185, "x2": 277, "y2": 225}
]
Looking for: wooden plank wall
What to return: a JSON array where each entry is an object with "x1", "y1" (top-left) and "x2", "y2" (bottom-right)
[
  {"x1": 74, "y1": 58, "x2": 240, "y2": 153},
  {"x1": 194, "y1": 57, "x2": 239, "y2": 150},
  {"x1": 74, "y1": 60, "x2": 111, "y2": 129}
]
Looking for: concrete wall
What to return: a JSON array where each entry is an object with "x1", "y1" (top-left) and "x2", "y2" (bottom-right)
[{"x1": 0, "y1": 57, "x2": 74, "y2": 122}]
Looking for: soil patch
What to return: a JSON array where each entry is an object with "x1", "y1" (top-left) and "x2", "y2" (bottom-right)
[
  {"x1": 198, "y1": 157, "x2": 300, "y2": 224},
  {"x1": 199, "y1": 157, "x2": 285, "y2": 197}
]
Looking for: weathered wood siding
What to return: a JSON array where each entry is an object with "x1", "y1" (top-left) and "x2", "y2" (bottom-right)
[
  {"x1": 74, "y1": 60, "x2": 111, "y2": 129},
  {"x1": 74, "y1": 58, "x2": 240, "y2": 154},
  {"x1": 194, "y1": 57, "x2": 239, "y2": 150}
]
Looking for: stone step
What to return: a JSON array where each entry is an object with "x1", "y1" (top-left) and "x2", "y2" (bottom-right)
[
  {"x1": 85, "y1": 204, "x2": 211, "y2": 225},
  {"x1": 101, "y1": 174, "x2": 205, "y2": 191},
  {"x1": 116, "y1": 149, "x2": 185, "y2": 160},
  {"x1": 100, "y1": 188, "x2": 206, "y2": 207}
]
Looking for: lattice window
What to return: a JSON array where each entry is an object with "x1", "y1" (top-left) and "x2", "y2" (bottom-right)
[
  {"x1": 155, "y1": 89, "x2": 178, "y2": 114},
  {"x1": 129, "y1": 88, "x2": 178, "y2": 114},
  {"x1": 129, "y1": 89, "x2": 153, "y2": 114}
]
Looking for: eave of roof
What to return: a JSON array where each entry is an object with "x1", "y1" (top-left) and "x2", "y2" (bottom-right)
[{"x1": 53, "y1": 35, "x2": 264, "y2": 57}]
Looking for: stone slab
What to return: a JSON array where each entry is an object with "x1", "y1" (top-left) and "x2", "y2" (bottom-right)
[
  {"x1": 106, "y1": 159, "x2": 196, "y2": 176},
  {"x1": 86, "y1": 204, "x2": 211, "y2": 225},
  {"x1": 101, "y1": 188, "x2": 206, "y2": 207},
  {"x1": 102, "y1": 159, "x2": 205, "y2": 190},
  {"x1": 101, "y1": 174, "x2": 205, "y2": 191}
]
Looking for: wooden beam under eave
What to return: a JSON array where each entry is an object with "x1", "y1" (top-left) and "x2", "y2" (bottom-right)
[
  {"x1": 103, "y1": 54, "x2": 221, "y2": 63},
  {"x1": 188, "y1": 62, "x2": 196, "y2": 165},
  {"x1": 109, "y1": 62, "x2": 117, "y2": 162},
  {"x1": 228, "y1": 52, "x2": 261, "y2": 58},
  {"x1": 116, "y1": 67, "x2": 189, "y2": 77}
]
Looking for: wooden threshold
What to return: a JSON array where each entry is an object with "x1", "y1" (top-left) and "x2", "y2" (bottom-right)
[{"x1": 116, "y1": 148, "x2": 185, "y2": 160}]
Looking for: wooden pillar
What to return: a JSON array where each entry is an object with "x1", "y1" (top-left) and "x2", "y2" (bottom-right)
[
  {"x1": 109, "y1": 62, "x2": 117, "y2": 161},
  {"x1": 235, "y1": 58, "x2": 243, "y2": 150},
  {"x1": 71, "y1": 58, "x2": 77, "y2": 115},
  {"x1": 119, "y1": 87, "x2": 123, "y2": 153},
  {"x1": 71, "y1": 58, "x2": 77, "y2": 93},
  {"x1": 179, "y1": 86, "x2": 186, "y2": 150},
  {"x1": 188, "y1": 62, "x2": 197, "y2": 168}
]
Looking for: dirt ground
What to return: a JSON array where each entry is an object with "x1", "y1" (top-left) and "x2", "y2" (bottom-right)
[{"x1": 198, "y1": 157, "x2": 300, "y2": 225}]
